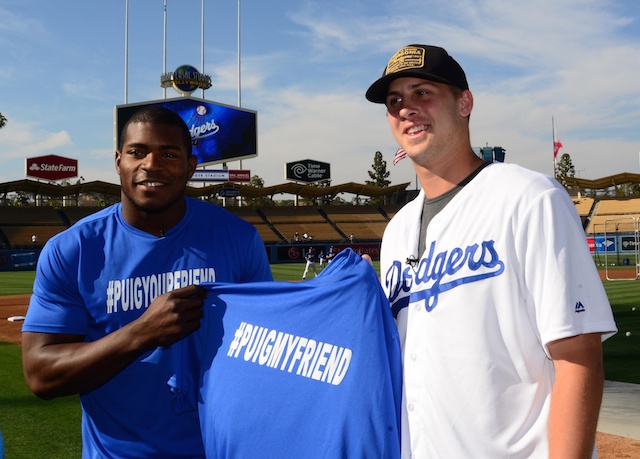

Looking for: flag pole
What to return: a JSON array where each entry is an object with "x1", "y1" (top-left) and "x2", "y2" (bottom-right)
[
  {"x1": 163, "y1": 0, "x2": 167, "y2": 99},
  {"x1": 552, "y1": 116, "x2": 556, "y2": 176},
  {"x1": 201, "y1": 0, "x2": 205, "y2": 99},
  {"x1": 124, "y1": 0, "x2": 129, "y2": 104}
]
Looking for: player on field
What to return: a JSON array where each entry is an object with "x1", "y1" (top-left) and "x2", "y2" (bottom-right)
[
  {"x1": 22, "y1": 106, "x2": 272, "y2": 458},
  {"x1": 302, "y1": 246, "x2": 318, "y2": 279},
  {"x1": 366, "y1": 44, "x2": 617, "y2": 458}
]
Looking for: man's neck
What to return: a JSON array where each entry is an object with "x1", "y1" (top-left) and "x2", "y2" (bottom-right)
[
  {"x1": 121, "y1": 198, "x2": 187, "y2": 238},
  {"x1": 415, "y1": 152, "x2": 484, "y2": 199}
]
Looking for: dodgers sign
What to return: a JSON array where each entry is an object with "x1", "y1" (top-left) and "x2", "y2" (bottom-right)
[{"x1": 115, "y1": 97, "x2": 257, "y2": 167}]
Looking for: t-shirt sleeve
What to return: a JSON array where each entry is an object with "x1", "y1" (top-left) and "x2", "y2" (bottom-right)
[{"x1": 22, "y1": 239, "x2": 88, "y2": 335}]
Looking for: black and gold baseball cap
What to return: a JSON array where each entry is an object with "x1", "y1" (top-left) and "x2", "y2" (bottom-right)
[{"x1": 365, "y1": 44, "x2": 468, "y2": 103}]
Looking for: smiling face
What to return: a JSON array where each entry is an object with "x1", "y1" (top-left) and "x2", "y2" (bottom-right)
[
  {"x1": 385, "y1": 77, "x2": 473, "y2": 168},
  {"x1": 116, "y1": 121, "x2": 197, "y2": 230}
]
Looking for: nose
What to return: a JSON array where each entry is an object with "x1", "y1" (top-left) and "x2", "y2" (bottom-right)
[
  {"x1": 397, "y1": 100, "x2": 419, "y2": 119},
  {"x1": 141, "y1": 152, "x2": 162, "y2": 170}
]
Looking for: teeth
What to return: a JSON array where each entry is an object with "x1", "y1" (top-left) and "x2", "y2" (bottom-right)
[
  {"x1": 141, "y1": 182, "x2": 163, "y2": 187},
  {"x1": 407, "y1": 125, "x2": 428, "y2": 134}
]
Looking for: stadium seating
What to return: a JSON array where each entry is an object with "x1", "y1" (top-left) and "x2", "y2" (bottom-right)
[
  {"x1": 3, "y1": 196, "x2": 638, "y2": 248},
  {"x1": 585, "y1": 198, "x2": 640, "y2": 234}
]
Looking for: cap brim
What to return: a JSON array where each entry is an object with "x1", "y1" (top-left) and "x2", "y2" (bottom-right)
[{"x1": 365, "y1": 71, "x2": 459, "y2": 104}]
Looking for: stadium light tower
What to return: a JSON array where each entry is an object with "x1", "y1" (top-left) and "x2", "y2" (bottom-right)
[{"x1": 124, "y1": 0, "x2": 129, "y2": 103}]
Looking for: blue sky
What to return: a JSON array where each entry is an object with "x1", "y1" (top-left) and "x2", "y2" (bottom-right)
[{"x1": 1, "y1": 0, "x2": 639, "y2": 192}]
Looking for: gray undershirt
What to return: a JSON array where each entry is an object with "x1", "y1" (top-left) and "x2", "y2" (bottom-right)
[{"x1": 418, "y1": 162, "x2": 491, "y2": 257}]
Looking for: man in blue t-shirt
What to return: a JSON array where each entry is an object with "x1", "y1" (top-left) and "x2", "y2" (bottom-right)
[{"x1": 22, "y1": 106, "x2": 273, "y2": 458}]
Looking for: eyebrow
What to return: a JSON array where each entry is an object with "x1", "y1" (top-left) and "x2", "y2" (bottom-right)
[
  {"x1": 124, "y1": 142, "x2": 183, "y2": 152},
  {"x1": 387, "y1": 81, "x2": 437, "y2": 95}
]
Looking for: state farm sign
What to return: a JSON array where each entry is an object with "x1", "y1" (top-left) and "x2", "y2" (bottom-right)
[{"x1": 26, "y1": 155, "x2": 78, "y2": 181}]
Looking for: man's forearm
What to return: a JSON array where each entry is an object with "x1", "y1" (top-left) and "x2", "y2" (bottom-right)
[{"x1": 548, "y1": 333, "x2": 604, "y2": 459}]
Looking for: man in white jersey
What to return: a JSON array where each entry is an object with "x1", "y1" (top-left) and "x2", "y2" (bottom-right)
[{"x1": 366, "y1": 44, "x2": 617, "y2": 458}]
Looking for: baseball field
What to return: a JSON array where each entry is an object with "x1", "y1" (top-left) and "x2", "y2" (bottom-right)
[{"x1": 0, "y1": 267, "x2": 639, "y2": 458}]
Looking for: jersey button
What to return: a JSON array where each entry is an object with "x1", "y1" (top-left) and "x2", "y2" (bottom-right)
[
  {"x1": 410, "y1": 353, "x2": 417, "y2": 361},
  {"x1": 408, "y1": 403, "x2": 415, "y2": 411}
]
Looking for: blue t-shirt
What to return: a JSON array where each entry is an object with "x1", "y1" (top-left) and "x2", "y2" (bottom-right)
[
  {"x1": 163, "y1": 248, "x2": 402, "y2": 458},
  {"x1": 23, "y1": 198, "x2": 273, "y2": 459}
]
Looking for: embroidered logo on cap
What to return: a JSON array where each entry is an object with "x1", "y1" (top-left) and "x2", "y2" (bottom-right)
[{"x1": 385, "y1": 46, "x2": 425, "y2": 75}]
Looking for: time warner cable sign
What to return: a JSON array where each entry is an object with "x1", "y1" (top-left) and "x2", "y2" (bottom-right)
[
  {"x1": 114, "y1": 97, "x2": 257, "y2": 167},
  {"x1": 285, "y1": 159, "x2": 331, "y2": 183}
]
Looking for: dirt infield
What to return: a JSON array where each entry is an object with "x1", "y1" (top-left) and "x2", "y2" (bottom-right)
[
  {"x1": 597, "y1": 267, "x2": 639, "y2": 281},
  {"x1": 0, "y1": 294, "x2": 29, "y2": 345},
  {"x1": 2, "y1": 295, "x2": 639, "y2": 456}
]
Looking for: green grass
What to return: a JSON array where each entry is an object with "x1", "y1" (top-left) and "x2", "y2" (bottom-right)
[
  {"x1": 601, "y1": 280, "x2": 640, "y2": 383},
  {"x1": 0, "y1": 271, "x2": 37, "y2": 296},
  {"x1": 0, "y1": 343, "x2": 81, "y2": 458},
  {"x1": 0, "y1": 266, "x2": 636, "y2": 457}
]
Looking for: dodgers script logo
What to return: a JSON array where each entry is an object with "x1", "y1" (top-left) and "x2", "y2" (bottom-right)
[{"x1": 385, "y1": 240, "x2": 505, "y2": 317}]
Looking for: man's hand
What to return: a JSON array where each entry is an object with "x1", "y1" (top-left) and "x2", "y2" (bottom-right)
[{"x1": 135, "y1": 284, "x2": 207, "y2": 348}]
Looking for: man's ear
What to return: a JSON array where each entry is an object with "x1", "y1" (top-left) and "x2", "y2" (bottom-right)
[
  {"x1": 187, "y1": 155, "x2": 198, "y2": 179},
  {"x1": 115, "y1": 151, "x2": 122, "y2": 176},
  {"x1": 459, "y1": 90, "x2": 473, "y2": 118}
]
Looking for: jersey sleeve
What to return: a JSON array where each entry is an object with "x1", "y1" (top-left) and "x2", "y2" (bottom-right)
[{"x1": 516, "y1": 186, "x2": 617, "y2": 354}]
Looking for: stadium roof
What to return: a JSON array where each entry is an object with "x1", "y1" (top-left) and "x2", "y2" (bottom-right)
[
  {"x1": 563, "y1": 173, "x2": 640, "y2": 190},
  {"x1": 0, "y1": 179, "x2": 410, "y2": 201}
]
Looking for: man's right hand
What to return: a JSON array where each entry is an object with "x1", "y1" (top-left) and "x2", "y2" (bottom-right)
[{"x1": 136, "y1": 284, "x2": 207, "y2": 348}]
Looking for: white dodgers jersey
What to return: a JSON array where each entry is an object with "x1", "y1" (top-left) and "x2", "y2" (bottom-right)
[{"x1": 381, "y1": 162, "x2": 617, "y2": 458}]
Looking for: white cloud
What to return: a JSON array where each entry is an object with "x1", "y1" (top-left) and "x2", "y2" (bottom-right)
[{"x1": 0, "y1": 122, "x2": 72, "y2": 159}]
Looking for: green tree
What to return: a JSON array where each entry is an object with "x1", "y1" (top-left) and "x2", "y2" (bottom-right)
[
  {"x1": 555, "y1": 152, "x2": 575, "y2": 193},
  {"x1": 616, "y1": 182, "x2": 640, "y2": 198},
  {"x1": 366, "y1": 151, "x2": 391, "y2": 205},
  {"x1": 301, "y1": 179, "x2": 333, "y2": 206},
  {"x1": 245, "y1": 174, "x2": 273, "y2": 207},
  {"x1": 0, "y1": 112, "x2": 7, "y2": 129}
]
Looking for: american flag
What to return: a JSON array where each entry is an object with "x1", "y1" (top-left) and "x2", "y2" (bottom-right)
[{"x1": 393, "y1": 147, "x2": 407, "y2": 165}]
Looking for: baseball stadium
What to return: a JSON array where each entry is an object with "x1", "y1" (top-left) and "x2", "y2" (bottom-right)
[
  {"x1": 2, "y1": 169, "x2": 640, "y2": 457},
  {"x1": 2, "y1": 1, "x2": 640, "y2": 456}
]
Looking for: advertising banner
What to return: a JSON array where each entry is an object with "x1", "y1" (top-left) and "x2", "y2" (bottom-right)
[
  {"x1": 26, "y1": 155, "x2": 78, "y2": 181},
  {"x1": 285, "y1": 159, "x2": 331, "y2": 183},
  {"x1": 620, "y1": 236, "x2": 639, "y2": 252},
  {"x1": 0, "y1": 251, "x2": 40, "y2": 272},
  {"x1": 593, "y1": 236, "x2": 616, "y2": 252},
  {"x1": 190, "y1": 169, "x2": 251, "y2": 182},
  {"x1": 115, "y1": 97, "x2": 257, "y2": 167}
]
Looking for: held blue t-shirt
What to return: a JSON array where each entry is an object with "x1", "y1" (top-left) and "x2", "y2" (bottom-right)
[{"x1": 162, "y1": 248, "x2": 402, "y2": 458}]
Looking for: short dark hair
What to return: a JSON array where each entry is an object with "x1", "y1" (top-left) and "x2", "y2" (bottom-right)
[{"x1": 119, "y1": 106, "x2": 193, "y2": 157}]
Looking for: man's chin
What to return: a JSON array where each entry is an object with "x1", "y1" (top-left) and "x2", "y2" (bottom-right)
[{"x1": 124, "y1": 193, "x2": 184, "y2": 216}]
